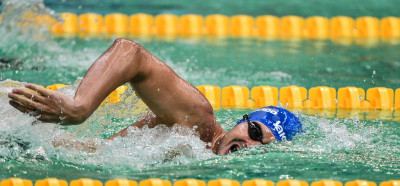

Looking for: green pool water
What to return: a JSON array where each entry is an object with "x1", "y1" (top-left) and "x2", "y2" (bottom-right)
[{"x1": 1, "y1": 0, "x2": 400, "y2": 183}]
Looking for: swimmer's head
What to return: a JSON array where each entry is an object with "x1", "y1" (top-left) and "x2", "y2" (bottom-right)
[
  {"x1": 214, "y1": 106, "x2": 303, "y2": 155},
  {"x1": 235, "y1": 106, "x2": 303, "y2": 142}
]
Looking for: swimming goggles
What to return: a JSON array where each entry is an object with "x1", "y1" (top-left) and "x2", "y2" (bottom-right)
[{"x1": 242, "y1": 114, "x2": 266, "y2": 144}]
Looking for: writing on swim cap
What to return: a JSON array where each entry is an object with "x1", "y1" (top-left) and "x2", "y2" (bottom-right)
[{"x1": 236, "y1": 106, "x2": 303, "y2": 141}]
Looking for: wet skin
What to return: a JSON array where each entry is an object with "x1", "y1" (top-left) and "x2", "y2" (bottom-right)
[
  {"x1": 215, "y1": 121, "x2": 276, "y2": 155},
  {"x1": 8, "y1": 38, "x2": 274, "y2": 155}
]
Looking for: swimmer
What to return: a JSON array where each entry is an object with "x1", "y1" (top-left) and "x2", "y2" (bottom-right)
[{"x1": 7, "y1": 39, "x2": 303, "y2": 155}]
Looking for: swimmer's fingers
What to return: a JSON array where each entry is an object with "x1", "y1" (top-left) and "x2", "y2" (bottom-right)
[
  {"x1": 26, "y1": 83, "x2": 52, "y2": 97},
  {"x1": 9, "y1": 100, "x2": 62, "y2": 123},
  {"x1": 9, "y1": 99, "x2": 36, "y2": 114},
  {"x1": 13, "y1": 83, "x2": 80, "y2": 125},
  {"x1": 9, "y1": 100, "x2": 51, "y2": 118},
  {"x1": 9, "y1": 87, "x2": 46, "y2": 103},
  {"x1": 8, "y1": 90, "x2": 49, "y2": 112},
  {"x1": 10, "y1": 84, "x2": 64, "y2": 114},
  {"x1": 25, "y1": 83, "x2": 69, "y2": 113}
]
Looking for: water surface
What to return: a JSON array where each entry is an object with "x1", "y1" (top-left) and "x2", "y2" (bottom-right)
[{"x1": 0, "y1": 0, "x2": 400, "y2": 183}]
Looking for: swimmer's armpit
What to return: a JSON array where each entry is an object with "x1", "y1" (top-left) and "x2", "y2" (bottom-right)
[{"x1": 52, "y1": 137, "x2": 98, "y2": 153}]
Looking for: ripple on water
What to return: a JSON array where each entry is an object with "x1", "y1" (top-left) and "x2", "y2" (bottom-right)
[
  {"x1": 1, "y1": 79, "x2": 400, "y2": 182},
  {"x1": 0, "y1": 80, "x2": 216, "y2": 171}
]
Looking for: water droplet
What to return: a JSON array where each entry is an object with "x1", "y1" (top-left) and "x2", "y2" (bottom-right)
[
  {"x1": 359, "y1": 95, "x2": 363, "y2": 100},
  {"x1": 335, "y1": 99, "x2": 338, "y2": 103},
  {"x1": 372, "y1": 70, "x2": 376, "y2": 75}
]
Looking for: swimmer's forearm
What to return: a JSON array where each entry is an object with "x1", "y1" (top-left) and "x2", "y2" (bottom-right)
[
  {"x1": 72, "y1": 39, "x2": 149, "y2": 122},
  {"x1": 52, "y1": 138, "x2": 98, "y2": 153}
]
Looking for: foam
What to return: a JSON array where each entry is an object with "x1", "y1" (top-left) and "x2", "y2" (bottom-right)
[{"x1": 0, "y1": 79, "x2": 215, "y2": 168}]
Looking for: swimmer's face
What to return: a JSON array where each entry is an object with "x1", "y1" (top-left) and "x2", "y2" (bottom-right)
[{"x1": 216, "y1": 121, "x2": 276, "y2": 156}]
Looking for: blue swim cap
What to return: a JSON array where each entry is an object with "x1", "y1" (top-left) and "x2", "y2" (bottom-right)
[{"x1": 236, "y1": 106, "x2": 303, "y2": 141}]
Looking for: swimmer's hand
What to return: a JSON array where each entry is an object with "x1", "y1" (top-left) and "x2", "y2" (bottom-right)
[{"x1": 8, "y1": 83, "x2": 85, "y2": 125}]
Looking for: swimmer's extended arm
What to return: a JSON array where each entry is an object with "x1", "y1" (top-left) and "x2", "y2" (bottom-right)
[{"x1": 9, "y1": 39, "x2": 222, "y2": 142}]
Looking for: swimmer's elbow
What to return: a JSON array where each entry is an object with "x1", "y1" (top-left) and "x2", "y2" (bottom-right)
[
  {"x1": 113, "y1": 38, "x2": 147, "y2": 66},
  {"x1": 113, "y1": 38, "x2": 142, "y2": 50},
  {"x1": 113, "y1": 38, "x2": 144, "y2": 58},
  {"x1": 113, "y1": 38, "x2": 155, "y2": 83}
]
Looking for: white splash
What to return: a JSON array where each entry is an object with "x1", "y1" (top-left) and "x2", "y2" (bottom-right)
[{"x1": 0, "y1": 79, "x2": 216, "y2": 168}]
